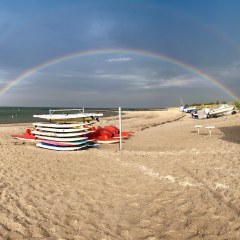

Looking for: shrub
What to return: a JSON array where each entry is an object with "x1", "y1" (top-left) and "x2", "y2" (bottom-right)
[{"x1": 234, "y1": 102, "x2": 240, "y2": 109}]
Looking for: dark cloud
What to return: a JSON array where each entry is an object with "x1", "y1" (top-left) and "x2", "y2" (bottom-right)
[{"x1": 0, "y1": 0, "x2": 239, "y2": 106}]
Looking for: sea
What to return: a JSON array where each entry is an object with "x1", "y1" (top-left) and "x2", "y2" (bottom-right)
[
  {"x1": 0, "y1": 107, "x2": 168, "y2": 124},
  {"x1": 0, "y1": 107, "x2": 118, "y2": 124}
]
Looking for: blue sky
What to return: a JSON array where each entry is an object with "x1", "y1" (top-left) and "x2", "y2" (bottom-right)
[{"x1": 0, "y1": 0, "x2": 240, "y2": 107}]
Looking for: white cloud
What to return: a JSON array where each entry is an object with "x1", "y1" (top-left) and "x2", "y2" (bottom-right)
[
  {"x1": 94, "y1": 71, "x2": 206, "y2": 90},
  {"x1": 159, "y1": 78, "x2": 196, "y2": 87},
  {"x1": 210, "y1": 61, "x2": 240, "y2": 79},
  {"x1": 142, "y1": 76, "x2": 200, "y2": 89},
  {"x1": 96, "y1": 73, "x2": 149, "y2": 87},
  {"x1": 106, "y1": 57, "x2": 132, "y2": 62},
  {"x1": 97, "y1": 73, "x2": 143, "y2": 80},
  {"x1": 0, "y1": 68, "x2": 11, "y2": 84}
]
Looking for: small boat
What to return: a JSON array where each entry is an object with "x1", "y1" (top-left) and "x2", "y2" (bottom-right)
[
  {"x1": 87, "y1": 126, "x2": 133, "y2": 143},
  {"x1": 209, "y1": 104, "x2": 236, "y2": 116},
  {"x1": 180, "y1": 105, "x2": 198, "y2": 113},
  {"x1": 11, "y1": 129, "x2": 39, "y2": 142},
  {"x1": 192, "y1": 104, "x2": 236, "y2": 119}
]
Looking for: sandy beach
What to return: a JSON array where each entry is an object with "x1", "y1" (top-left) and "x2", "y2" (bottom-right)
[{"x1": 0, "y1": 109, "x2": 240, "y2": 239}]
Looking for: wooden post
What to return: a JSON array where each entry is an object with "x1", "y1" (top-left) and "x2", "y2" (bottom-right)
[{"x1": 119, "y1": 107, "x2": 122, "y2": 151}]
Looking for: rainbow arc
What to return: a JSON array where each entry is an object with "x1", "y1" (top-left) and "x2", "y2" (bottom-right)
[{"x1": 0, "y1": 48, "x2": 238, "y2": 101}]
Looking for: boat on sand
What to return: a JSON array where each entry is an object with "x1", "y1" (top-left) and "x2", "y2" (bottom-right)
[{"x1": 192, "y1": 104, "x2": 236, "y2": 119}]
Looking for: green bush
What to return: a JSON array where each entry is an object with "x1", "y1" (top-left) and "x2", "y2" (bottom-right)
[{"x1": 234, "y1": 102, "x2": 240, "y2": 109}]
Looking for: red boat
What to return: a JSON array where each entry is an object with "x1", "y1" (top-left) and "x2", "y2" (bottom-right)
[
  {"x1": 11, "y1": 129, "x2": 40, "y2": 142},
  {"x1": 104, "y1": 126, "x2": 134, "y2": 138},
  {"x1": 87, "y1": 126, "x2": 134, "y2": 143}
]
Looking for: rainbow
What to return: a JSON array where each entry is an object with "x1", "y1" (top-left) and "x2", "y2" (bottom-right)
[{"x1": 0, "y1": 48, "x2": 239, "y2": 101}]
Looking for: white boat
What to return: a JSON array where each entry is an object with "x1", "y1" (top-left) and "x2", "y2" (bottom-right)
[
  {"x1": 179, "y1": 98, "x2": 198, "y2": 113},
  {"x1": 208, "y1": 104, "x2": 236, "y2": 116},
  {"x1": 192, "y1": 104, "x2": 236, "y2": 119},
  {"x1": 180, "y1": 105, "x2": 198, "y2": 113}
]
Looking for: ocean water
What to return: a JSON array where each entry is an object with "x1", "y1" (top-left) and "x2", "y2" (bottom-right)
[
  {"x1": 0, "y1": 107, "x2": 118, "y2": 124},
  {"x1": 0, "y1": 107, "x2": 168, "y2": 124}
]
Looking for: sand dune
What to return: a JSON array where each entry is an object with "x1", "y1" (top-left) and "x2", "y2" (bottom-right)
[{"x1": 0, "y1": 109, "x2": 240, "y2": 239}]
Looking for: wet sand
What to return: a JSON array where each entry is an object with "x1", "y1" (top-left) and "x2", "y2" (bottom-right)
[{"x1": 0, "y1": 109, "x2": 240, "y2": 239}]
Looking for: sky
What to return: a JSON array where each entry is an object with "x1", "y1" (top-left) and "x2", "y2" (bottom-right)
[{"x1": 0, "y1": 0, "x2": 240, "y2": 108}]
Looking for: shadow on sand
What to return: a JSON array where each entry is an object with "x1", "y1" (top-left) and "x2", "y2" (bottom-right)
[{"x1": 219, "y1": 126, "x2": 240, "y2": 144}]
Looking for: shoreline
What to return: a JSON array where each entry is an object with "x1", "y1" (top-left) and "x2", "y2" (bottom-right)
[{"x1": 0, "y1": 107, "x2": 170, "y2": 125}]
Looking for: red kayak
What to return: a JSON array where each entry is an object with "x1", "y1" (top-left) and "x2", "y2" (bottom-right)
[
  {"x1": 87, "y1": 127, "x2": 120, "y2": 143},
  {"x1": 87, "y1": 125, "x2": 133, "y2": 143},
  {"x1": 104, "y1": 126, "x2": 134, "y2": 138},
  {"x1": 87, "y1": 126, "x2": 134, "y2": 138},
  {"x1": 11, "y1": 129, "x2": 40, "y2": 142}
]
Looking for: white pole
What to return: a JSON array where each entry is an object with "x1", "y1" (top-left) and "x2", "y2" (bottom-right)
[{"x1": 119, "y1": 107, "x2": 122, "y2": 151}]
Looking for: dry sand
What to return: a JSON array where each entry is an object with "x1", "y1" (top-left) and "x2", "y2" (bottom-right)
[{"x1": 0, "y1": 109, "x2": 240, "y2": 239}]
